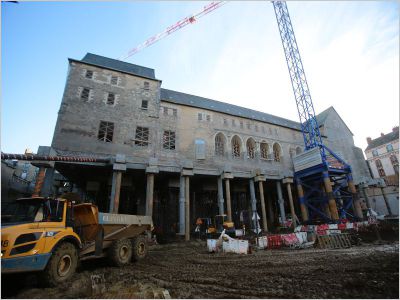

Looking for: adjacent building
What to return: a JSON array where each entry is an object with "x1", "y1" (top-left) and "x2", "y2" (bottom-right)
[
  {"x1": 365, "y1": 127, "x2": 399, "y2": 185},
  {"x1": 38, "y1": 53, "x2": 371, "y2": 237}
]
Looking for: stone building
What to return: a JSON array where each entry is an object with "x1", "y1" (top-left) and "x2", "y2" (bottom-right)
[
  {"x1": 42, "y1": 53, "x2": 371, "y2": 238},
  {"x1": 365, "y1": 127, "x2": 399, "y2": 184}
]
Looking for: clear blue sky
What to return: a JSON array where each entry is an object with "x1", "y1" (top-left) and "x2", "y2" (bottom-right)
[{"x1": 1, "y1": 1, "x2": 399, "y2": 154}]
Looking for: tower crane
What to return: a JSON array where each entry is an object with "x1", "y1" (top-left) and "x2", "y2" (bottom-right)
[{"x1": 119, "y1": 0, "x2": 364, "y2": 224}]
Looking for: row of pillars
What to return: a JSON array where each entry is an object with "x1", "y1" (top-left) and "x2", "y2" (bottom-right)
[{"x1": 172, "y1": 172, "x2": 298, "y2": 241}]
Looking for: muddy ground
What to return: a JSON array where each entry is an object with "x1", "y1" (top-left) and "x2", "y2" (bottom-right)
[{"x1": 2, "y1": 240, "x2": 398, "y2": 299}]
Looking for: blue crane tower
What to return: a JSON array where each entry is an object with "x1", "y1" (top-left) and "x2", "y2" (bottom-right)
[{"x1": 272, "y1": 1, "x2": 363, "y2": 223}]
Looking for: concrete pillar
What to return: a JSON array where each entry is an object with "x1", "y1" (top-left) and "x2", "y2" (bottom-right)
[
  {"x1": 32, "y1": 167, "x2": 46, "y2": 197},
  {"x1": 110, "y1": 171, "x2": 122, "y2": 213},
  {"x1": 217, "y1": 177, "x2": 225, "y2": 215},
  {"x1": 225, "y1": 179, "x2": 232, "y2": 222},
  {"x1": 346, "y1": 173, "x2": 363, "y2": 219},
  {"x1": 145, "y1": 173, "x2": 155, "y2": 216},
  {"x1": 285, "y1": 182, "x2": 297, "y2": 229},
  {"x1": 185, "y1": 176, "x2": 190, "y2": 241},
  {"x1": 296, "y1": 178, "x2": 309, "y2": 222},
  {"x1": 320, "y1": 184, "x2": 332, "y2": 219},
  {"x1": 249, "y1": 178, "x2": 258, "y2": 231},
  {"x1": 258, "y1": 180, "x2": 268, "y2": 232},
  {"x1": 179, "y1": 176, "x2": 185, "y2": 235},
  {"x1": 323, "y1": 171, "x2": 339, "y2": 220},
  {"x1": 276, "y1": 180, "x2": 286, "y2": 224},
  {"x1": 381, "y1": 187, "x2": 393, "y2": 216},
  {"x1": 361, "y1": 186, "x2": 372, "y2": 209}
]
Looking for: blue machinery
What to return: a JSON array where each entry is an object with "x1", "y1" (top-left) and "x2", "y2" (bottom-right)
[{"x1": 272, "y1": 2, "x2": 363, "y2": 223}]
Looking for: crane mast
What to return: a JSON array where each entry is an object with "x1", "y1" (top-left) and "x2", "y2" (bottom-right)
[{"x1": 272, "y1": 1, "x2": 324, "y2": 156}]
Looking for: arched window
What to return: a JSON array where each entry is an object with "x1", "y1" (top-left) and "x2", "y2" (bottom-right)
[
  {"x1": 246, "y1": 138, "x2": 256, "y2": 159},
  {"x1": 231, "y1": 135, "x2": 242, "y2": 158},
  {"x1": 260, "y1": 142, "x2": 269, "y2": 159},
  {"x1": 215, "y1": 133, "x2": 226, "y2": 156},
  {"x1": 375, "y1": 159, "x2": 385, "y2": 177},
  {"x1": 273, "y1": 143, "x2": 281, "y2": 162},
  {"x1": 296, "y1": 147, "x2": 302, "y2": 155},
  {"x1": 390, "y1": 155, "x2": 399, "y2": 174}
]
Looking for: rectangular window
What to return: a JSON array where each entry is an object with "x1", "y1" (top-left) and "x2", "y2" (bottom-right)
[
  {"x1": 163, "y1": 107, "x2": 168, "y2": 116},
  {"x1": 386, "y1": 144, "x2": 394, "y2": 152},
  {"x1": 144, "y1": 81, "x2": 150, "y2": 90},
  {"x1": 134, "y1": 127, "x2": 149, "y2": 147},
  {"x1": 163, "y1": 131, "x2": 176, "y2": 150},
  {"x1": 240, "y1": 121, "x2": 244, "y2": 129},
  {"x1": 85, "y1": 70, "x2": 93, "y2": 79},
  {"x1": 110, "y1": 76, "x2": 118, "y2": 85},
  {"x1": 198, "y1": 113, "x2": 203, "y2": 121},
  {"x1": 98, "y1": 121, "x2": 114, "y2": 143},
  {"x1": 173, "y1": 109, "x2": 178, "y2": 117},
  {"x1": 206, "y1": 115, "x2": 211, "y2": 122},
  {"x1": 223, "y1": 118, "x2": 228, "y2": 126},
  {"x1": 141, "y1": 100, "x2": 148, "y2": 110},
  {"x1": 81, "y1": 88, "x2": 90, "y2": 101},
  {"x1": 107, "y1": 93, "x2": 115, "y2": 105},
  {"x1": 195, "y1": 139, "x2": 206, "y2": 160}
]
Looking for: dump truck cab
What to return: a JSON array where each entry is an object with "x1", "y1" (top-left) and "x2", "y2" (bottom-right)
[
  {"x1": 2, "y1": 196, "x2": 152, "y2": 286},
  {"x1": 1, "y1": 197, "x2": 81, "y2": 274}
]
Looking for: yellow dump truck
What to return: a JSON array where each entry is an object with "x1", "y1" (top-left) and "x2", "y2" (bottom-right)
[{"x1": 1, "y1": 197, "x2": 152, "y2": 286}]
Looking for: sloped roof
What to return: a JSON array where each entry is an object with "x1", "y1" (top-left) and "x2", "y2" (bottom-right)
[
  {"x1": 161, "y1": 88, "x2": 303, "y2": 131},
  {"x1": 70, "y1": 53, "x2": 159, "y2": 80},
  {"x1": 315, "y1": 106, "x2": 354, "y2": 136},
  {"x1": 365, "y1": 130, "x2": 399, "y2": 151}
]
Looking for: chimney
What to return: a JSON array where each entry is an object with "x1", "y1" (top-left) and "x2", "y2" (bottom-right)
[
  {"x1": 367, "y1": 137, "x2": 372, "y2": 144},
  {"x1": 393, "y1": 126, "x2": 399, "y2": 132},
  {"x1": 381, "y1": 133, "x2": 385, "y2": 137}
]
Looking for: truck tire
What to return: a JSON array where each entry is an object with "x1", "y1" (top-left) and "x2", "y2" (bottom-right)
[
  {"x1": 108, "y1": 238, "x2": 133, "y2": 267},
  {"x1": 132, "y1": 235, "x2": 147, "y2": 261},
  {"x1": 41, "y1": 242, "x2": 78, "y2": 287}
]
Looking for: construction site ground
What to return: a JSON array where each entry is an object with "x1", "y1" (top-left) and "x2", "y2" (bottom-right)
[{"x1": 2, "y1": 240, "x2": 399, "y2": 299}]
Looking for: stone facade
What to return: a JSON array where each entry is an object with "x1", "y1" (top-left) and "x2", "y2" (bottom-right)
[
  {"x1": 365, "y1": 128, "x2": 399, "y2": 182},
  {"x1": 45, "y1": 53, "x2": 374, "y2": 238}
]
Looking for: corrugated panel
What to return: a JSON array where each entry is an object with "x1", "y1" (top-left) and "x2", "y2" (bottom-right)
[{"x1": 293, "y1": 148, "x2": 323, "y2": 172}]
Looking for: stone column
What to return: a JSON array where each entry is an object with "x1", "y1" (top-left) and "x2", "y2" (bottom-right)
[
  {"x1": 179, "y1": 175, "x2": 185, "y2": 235},
  {"x1": 32, "y1": 167, "x2": 46, "y2": 197},
  {"x1": 110, "y1": 155, "x2": 127, "y2": 214},
  {"x1": 320, "y1": 183, "x2": 332, "y2": 219},
  {"x1": 346, "y1": 173, "x2": 363, "y2": 219},
  {"x1": 283, "y1": 177, "x2": 297, "y2": 229},
  {"x1": 323, "y1": 171, "x2": 339, "y2": 220},
  {"x1": 185, "y1": 176, "x2": 190, "y2": 241},
  {"x1": 254, "y1": 172, "x2": 267, "y2": 232},
  {"x1": 217, "y1": 177, "x2": 225, "y2": 215},
  {"x1": 225, "y1": 179, "x2": 232, "y2": 222},
  {"x1": 145, "y1": 173, "x2": 155, "y2": 216},
  {"x1": 276, "y1": 180, "x2": 286, "y2": 224},
  {"x1": 296, "y1": 178, "x2": 309, "y2": 222},
  {"x1": 110, "y1": 171, "x2": 122, "y2": 213}
]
